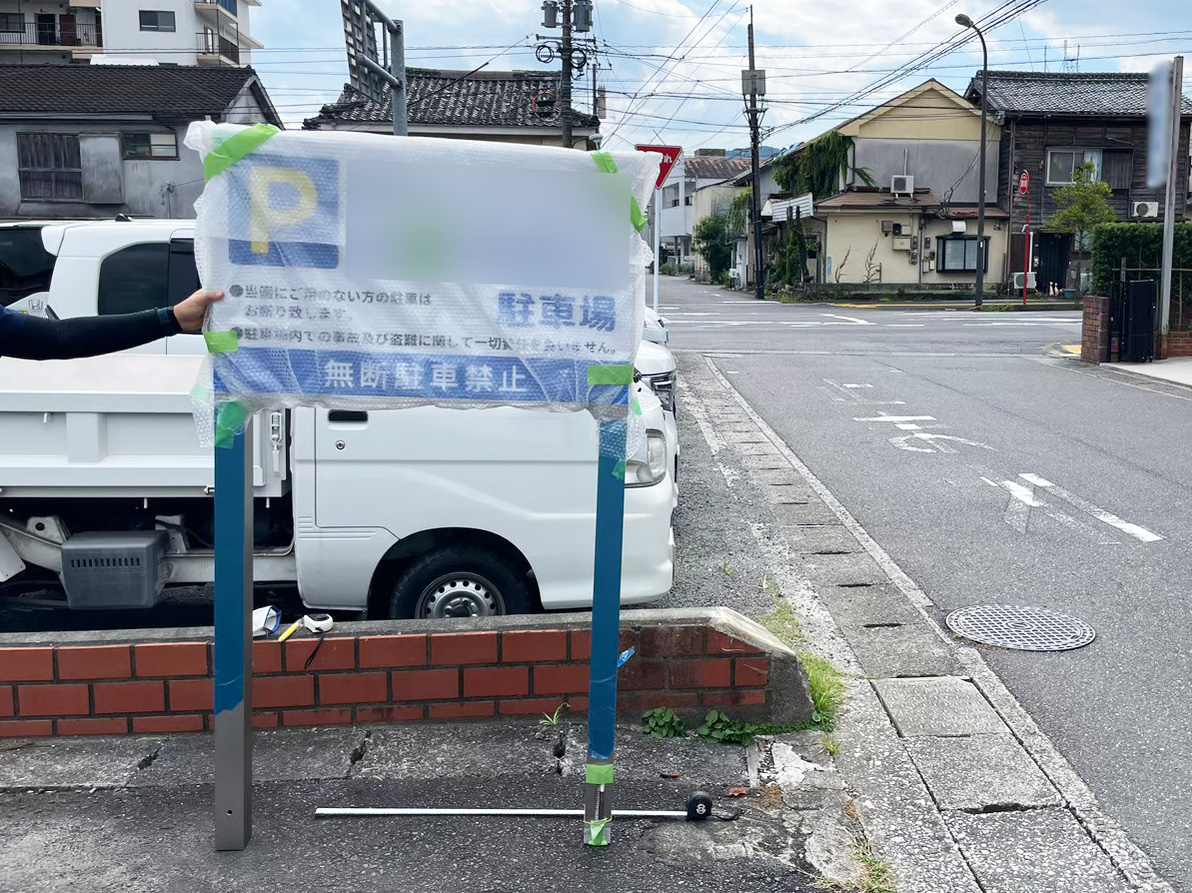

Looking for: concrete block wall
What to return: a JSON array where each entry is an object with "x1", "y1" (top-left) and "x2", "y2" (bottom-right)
[{"x1": 0, "y1": 608, "x2": 812, "y2": 738}]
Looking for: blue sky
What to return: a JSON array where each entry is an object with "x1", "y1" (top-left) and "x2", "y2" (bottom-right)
[{"x1": 251, "y1": 0, "x2": 1191, "y2": 152}]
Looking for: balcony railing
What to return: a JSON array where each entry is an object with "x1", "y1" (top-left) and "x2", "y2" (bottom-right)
[
  {"x1": 195, "y1": 0, "x2": 239, "y2": 16},
  {"x1": 196, "y1": 32, "x2": 240, "y2": 64},
  {"x1": 0, "y1": 22, "x2": 101, "y2": 48}
]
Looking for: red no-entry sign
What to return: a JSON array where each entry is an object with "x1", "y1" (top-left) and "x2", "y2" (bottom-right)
[
  {"x1": 635, "y1": 145, "x2": 683, "y2": 190},
  {"x1": 1018, "y1": 170, "x2": 1031, "y2": 196}
]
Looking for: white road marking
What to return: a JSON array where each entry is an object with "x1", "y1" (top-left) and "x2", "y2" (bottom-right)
[
  {"x1": 854, "y1": 414, "x2": 936, "y2": 423},
  {"x1": 842, "y1": 383, "x2": 872, "y2": 389},
  {"x1": 889, "y1": 433, "x2": 996, "y2": 454},
  {"x1": 821, "y1": 313, "x2": 876, "y2": 325},
  {"x1": 980, "y1": 477, "x2": 1001, "y2": 488},
  {"x1": 885, "y1": 324, "x2": 927, "y2": 328},
  {"x1": 894, "y1": 422, "x2": 921, "y2": 430},
  {"x1": 998, "y1": 478, "x2": 1101, "y2": 539},
  {"x1": 1019, "y1": 474, "x2": 1163, "y2": 543},
  {"x1": 1003, "y1": 480, "x2": 1046, "y2": 507},
  {"x1": 822, "y1": 379, "x2": 906, "y2": 405}
]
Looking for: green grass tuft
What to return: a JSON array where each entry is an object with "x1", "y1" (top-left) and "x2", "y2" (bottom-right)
[
  {"x1": 799, "y1": 652, "x2": 848, "y2": 731},
  {"x1": 758, "y1": 600, "x2": 806, "y2": 648}
]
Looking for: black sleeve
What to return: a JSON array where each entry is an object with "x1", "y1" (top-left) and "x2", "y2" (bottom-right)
[{"x1": 0, "y1": 307, "x2": 183, "y2": 361}]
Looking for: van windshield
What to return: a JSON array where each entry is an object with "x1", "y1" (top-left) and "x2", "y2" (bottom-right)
[{"x1": 0, "y1": 226, "x2": 55, "y2": 307}]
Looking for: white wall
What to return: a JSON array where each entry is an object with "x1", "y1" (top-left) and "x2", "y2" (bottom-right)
[{"x1": 103, "y1": 0, "x2": 197, "y2": 64}]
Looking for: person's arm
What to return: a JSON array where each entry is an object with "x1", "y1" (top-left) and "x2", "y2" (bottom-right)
[{"x1": 0, "y1": 289, "x2": 223, "y2": 361}]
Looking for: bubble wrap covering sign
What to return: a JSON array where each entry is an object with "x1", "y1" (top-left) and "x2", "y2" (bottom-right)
[{"x1": 186, "y1": 123, "x2": 655, "y2": 425}]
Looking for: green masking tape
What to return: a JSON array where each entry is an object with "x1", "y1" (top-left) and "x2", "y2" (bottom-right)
[
  {"x1": 204, "y1": 123, "x2": 280, "y2": 182},
  {"x1": 631, "y1": 397, "x2": 642, "y2": 416},
  {"x1": 190, "y1": 384, "x2": 213, "y2": 403},
  {"x1": 586, "y1": 763, "x2": 615, "y2": 785},
  {"x1": 204, "y1": 331, "x2": 239, "y2": 354},
  {"x1": 588, "y1": 364, "x2": 635, "y2": 386},
  {"x1": 214, "y1": 401, "x2": 250, "y2": 450},
  {"x1": 591, "y1": 151, "x2": 648, "y2": 234},
  {"x1": 585, "y1": 818, "x2": 611, "y2": 847},
  {"x1": 612, "y1": 460, "x2": 626, "y2": 482}
]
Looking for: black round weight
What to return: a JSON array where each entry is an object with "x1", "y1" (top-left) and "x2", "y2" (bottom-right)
[{"x1": 686, "y1": 792, "x2": 713, "y2": 822}]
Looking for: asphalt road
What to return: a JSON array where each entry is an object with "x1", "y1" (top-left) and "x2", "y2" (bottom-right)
[{"x1": 659, "y1": 275, "x2": 1192, "y2": 889}]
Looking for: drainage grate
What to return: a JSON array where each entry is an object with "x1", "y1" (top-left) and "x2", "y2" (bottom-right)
[{"x1": 945, "y1": 605, "x2": 1096, "y2": 652}]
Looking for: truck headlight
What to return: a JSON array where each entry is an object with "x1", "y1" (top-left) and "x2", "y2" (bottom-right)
[{"x1": 625, "y1": 429, "x2": 667, "y2": 487}]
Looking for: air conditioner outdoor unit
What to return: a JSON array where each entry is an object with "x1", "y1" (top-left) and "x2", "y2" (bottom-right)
[
  {"x1": 1133, "y1": 201, "x2": 1160, "y2": 218},
  {"x1": 1012, "y1": 272, "x2": 1038, "y2": 291},
  {"x1": 891, "y1": 175, "x2": 914, "y2": 196}
]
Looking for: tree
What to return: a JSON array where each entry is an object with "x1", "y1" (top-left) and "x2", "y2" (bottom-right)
[
  {"x1": 693, "y1": 214, "x2": 733, "y2": 282},
  {"x1": 694, "y1": 190, "x2": 752, "y2": 284},
  {"x1": 774, "y1": 131, "x2": 875, "y2": 198},
  {"x1": 1049, "y1": 161, "x2": 1118, "y2": 293}
]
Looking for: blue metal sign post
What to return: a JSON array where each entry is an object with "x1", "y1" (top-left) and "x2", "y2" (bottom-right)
[
  {"x1": 213, "y1": 421, "x2": 254, "y2": 851},
  {"x1": 583, "y1": 415, "x2": 628, "y2": 847}
]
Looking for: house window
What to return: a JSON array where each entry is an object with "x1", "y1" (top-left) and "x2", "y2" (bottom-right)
[
  {"x1": 138, "y1": 10, "x2": 176, "y2": 32},
  {"x1": 218, "y1": 0, "x2": 238, "y2": 15},
  {"x1": 1046, "y1": 149, "x2": 1102, "y2": 186},
  {"x1": 122, "y1": 132, "x2": 178, "y2": 160},
  {"x1": 684, "y1": 196, "x2": 692, "y2": 206},
  {"x1": 17, "y1": 133, "x2": 83, "y2": 202},
  {"x1": 0, "y1": 13, "x2": 24, "y2": 33},
  {"x1": 937, "y1": 236, "x2": 990, "y2": 273},
  {"x1": 98, "y1": 244, "x2": 170, "y2": 315}
]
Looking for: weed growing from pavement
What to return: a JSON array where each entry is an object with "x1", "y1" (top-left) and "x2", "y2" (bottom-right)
[
  {"x1": 821, "y1": 735, "x2": 843, "y2": 756},
  {"x1": 814, "y1": 838, "x2": 897, "y2": 893},
  {"x1": 758, "y1": 600, "x2": 806, "y2": 647},
  {"x1": 717, "y1": 559, "x2": 738, "y2": 577},
  {"x1": 539, "y1": 702, "x2": 569, "y2": 727},
  {"x1": 641, "y1": 707, "x2": 686, "y2": 739},
  {"x1": 801, "y1": 653, "x2": 848, "y2": 731},
  {"x1": 698, "y1": 710, "x2": 760, "y2": 746}
]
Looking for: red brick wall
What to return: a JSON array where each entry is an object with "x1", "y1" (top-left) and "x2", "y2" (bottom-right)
[
  {"x1": 0, "y1": 624, "x2": 780, "y2": 738},
  {"x1": 1164, "y1": 330, "x2": 1192, "y2": 357},
  {"x1": 1081, "y1": 295, "x2": 1111, "y2": 363}
]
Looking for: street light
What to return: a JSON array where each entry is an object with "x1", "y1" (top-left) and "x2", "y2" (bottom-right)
[{"x1": 957, "y1": 12, "x2": 988, "y2": 308}]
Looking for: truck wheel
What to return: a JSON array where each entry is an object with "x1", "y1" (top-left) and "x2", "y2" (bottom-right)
[{"x1": 389, "y1": 546, "x2": 532, "y2": 619}]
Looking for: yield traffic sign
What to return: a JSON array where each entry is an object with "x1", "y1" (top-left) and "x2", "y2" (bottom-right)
[{"x1": 635, "y1": 144, "x2": 682, "y2": 190}]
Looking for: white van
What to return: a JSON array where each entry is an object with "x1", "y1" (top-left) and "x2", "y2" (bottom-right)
[{"x1": 0, "y1": 220, "x2": 675, "y2": 618}]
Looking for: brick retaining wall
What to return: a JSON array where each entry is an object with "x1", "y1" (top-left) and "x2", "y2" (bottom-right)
[
  {"x1": 1083, "y1": 294, "x2": 1192, "y2": 362},
  {"x1": 0, "y1": 608, "x2": 811, "y2": 738}
]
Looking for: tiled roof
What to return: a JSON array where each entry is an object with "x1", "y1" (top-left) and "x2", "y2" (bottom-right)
[
  {"x1": 814, "y1": 189, "x2": 1009, "y2": 218},
  {"x1": 816, "y1": 189, "x2": 942, "y2": 210},
  {"x1": 304, "y1": 69, "x2": 599, "y2": 130},
  {"x1": 686, "y1": 156, "x2": 751, "y2": 182},
  {"x1": 0, "y1": 65, "x2": 281, "y2": 126},
  {"x1": 968, "y1": 70, "x2": 1192, "y2": 117}
]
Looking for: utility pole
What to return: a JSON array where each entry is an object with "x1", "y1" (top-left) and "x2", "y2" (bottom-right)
[
  {"x1": 1160, "y1": 56, "x2": 1185, "y2": 345},
  {"x1": 744, "y1": 7, "x2": 766, "y2": 300},
  {"x1": 541, "y1": 1, "x2": 592, "y2": 149},
  {"x1": 560, "y1": 0, "x2": 573, "y2": 149}
]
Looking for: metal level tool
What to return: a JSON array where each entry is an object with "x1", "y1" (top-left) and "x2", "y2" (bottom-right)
[{"x1": 316, "y1": 792, "x2": 719, "y2": 822}]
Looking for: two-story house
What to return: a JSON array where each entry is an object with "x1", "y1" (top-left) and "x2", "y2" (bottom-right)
[
  {"x1": 966, "y1": 70, "x2": 1192, "y2": 293},
  {"x1": 0, "y1": 64, "x2": 281, "y2": 219},
  {"x1": 779, "y1": 79, "x2": 1007, "y2": 291},
  {"x1": 656, "y1": 152, "x2": 750, "y2": 269}
]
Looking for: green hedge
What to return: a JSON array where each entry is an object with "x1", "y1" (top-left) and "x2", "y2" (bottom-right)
[{"x1": 1091, "y1": 222, "x2": 1192, "y2": 295}]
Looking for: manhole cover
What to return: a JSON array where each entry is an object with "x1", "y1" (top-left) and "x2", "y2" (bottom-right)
[{"x1": 945, "y1": 605, "x2": 1095, "y2": 652}]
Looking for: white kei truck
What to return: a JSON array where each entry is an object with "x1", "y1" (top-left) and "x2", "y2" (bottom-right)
[{"x1": 0, "y1": 220, "x2": 676, "y2": 619}]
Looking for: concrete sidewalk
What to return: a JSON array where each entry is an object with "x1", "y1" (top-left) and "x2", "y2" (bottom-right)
[
  {"x1": 1058, "y1": 346, "x2": 1192, "y2": 388},
  {"x1": 0, "y1": 723, "x2": 846, "y2": 893}
]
